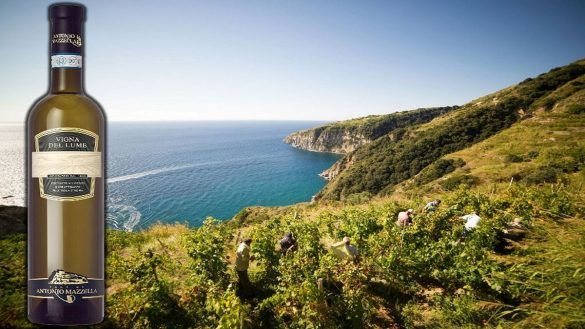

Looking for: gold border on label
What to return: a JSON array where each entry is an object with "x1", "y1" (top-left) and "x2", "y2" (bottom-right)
[{"x1": 34, "y1": 127, "x2": 100, "y2": 202}]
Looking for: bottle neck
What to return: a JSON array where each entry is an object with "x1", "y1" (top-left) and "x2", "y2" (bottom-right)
[
  {"x1": 49, "y1": 18, "x2": 85, "y2": 94},
  {"x1": 50, "y1": 67, "x2": 83, "y2": 94}
]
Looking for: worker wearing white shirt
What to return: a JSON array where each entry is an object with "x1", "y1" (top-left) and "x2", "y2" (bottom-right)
[{"x1": 460, "y1": 213, "x2": 481, "y2": 238}]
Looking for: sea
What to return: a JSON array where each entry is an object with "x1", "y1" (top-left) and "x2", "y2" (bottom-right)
[{"x1": 0, "y1": 122, "x2": 340, "y2": 231}]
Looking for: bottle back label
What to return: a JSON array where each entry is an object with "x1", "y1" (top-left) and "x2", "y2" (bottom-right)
[
  {"x1": 28, "y1": 269, "x2": 104, "y2": 304},
  {"x1": 32, "y1": 127, "x2": 101, "y2": 201}
]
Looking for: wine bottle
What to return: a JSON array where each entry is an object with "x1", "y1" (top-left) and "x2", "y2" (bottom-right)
[{"x1": 27, "y1": 3, "x2": 105, "y2": 325}]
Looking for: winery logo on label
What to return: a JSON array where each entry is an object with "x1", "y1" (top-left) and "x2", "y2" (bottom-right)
[
  {"x1": 52, "y1": 33, "x2": 82, "y2": 47},
  {"x1": 33, "y1": 127, "x2": 100, "y2": 201},
  {"x1": 29, "y1": 270, "x2": 104, "y2": 304}
]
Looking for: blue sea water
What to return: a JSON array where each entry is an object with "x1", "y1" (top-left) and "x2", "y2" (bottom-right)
[{"x1": 106, "y1": 121, "x2": 340, "y2": 231}]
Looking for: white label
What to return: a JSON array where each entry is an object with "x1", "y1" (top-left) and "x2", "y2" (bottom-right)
[
  {"x1": 31, "y1": 151, "x2": 102, "y2": 177},
  {"x1": 34, "y1": 127, "x2": 99, "y2": 201},
  {"x1": 51, "y1": 54, "x2": 82, "y2": 68}
]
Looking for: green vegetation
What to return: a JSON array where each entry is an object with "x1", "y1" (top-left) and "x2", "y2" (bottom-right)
[
  {"x1": 504, "y1": 154, "x2": 524, "y2": 164},
  {"x1": 2, "y1": 183, "x2": 584, "y2": 328},
  {"x1": 0, "y1": 234, "x2": 26, "y2": 325},
  {"x1": 318, "y1": 60, "x2": 585, "y2": 200},
  {"x1": 312, "y1": 106, "x2": 456, "y2": 142},
  {"x1": 412, "y1": 158, "x2": 466, "y2": 187},
  {"x1": 1, "y1": 60, "x2": 584, "y2": 328},
  {"x1": 440, "y1": 174, "x2": 480, "y2": 191},
  {"x1": 567, "y1": 104, "x2": 585, "y2": 114}
]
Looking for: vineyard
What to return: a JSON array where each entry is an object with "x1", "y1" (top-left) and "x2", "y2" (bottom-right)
[
  {"x1": 1, "y1": 59, "x2": 585, "y2": 328},
  {"x1": 1, "y1": 180, "x2": 584, "y2": 328}
]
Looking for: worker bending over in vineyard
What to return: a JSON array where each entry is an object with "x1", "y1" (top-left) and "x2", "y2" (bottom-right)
[
  {"x1": 500, "y1": 217, "x2": 525, "y2": 236},
  {"x1": 279, "y1": 232, "x2": 298, "y2": 254},
  {"x1": 396, "y1": 209, "x2": 414, "y2": 227},
  {"x1": 331, "y1": 236, "x2": 360, "y2": 262},
  {"x1": 460, "y1": 212, "x2": 481, "y2": 238},
  {"x1": 424, "y1": 200, "x2": 441, "y2": 212},
  {"x1": 235, "y1": 238, "x2": 254, "y2": 298}
]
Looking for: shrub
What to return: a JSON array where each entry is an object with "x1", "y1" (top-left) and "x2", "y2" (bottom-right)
[
  {"x1": 524, "y1": 166, "x2": 562, "y2": 184},
  {"x1": 108, "y1": 250, "x2": 190, "y2": 329},
  {"x1": 414, "y1": 158, "x2": 466, "y2": 186},
  {"x1": 504, "y1": 154, "x2": 524, "y2": 163},
  {"x1": 527, "y1": 150, "x2": 539, "y2": 159},
  {"x1": 542, "y1": 98, "x2": 556, "y2": 110},
  {"x1": 567, "y1": 104, "x2": 585, "y2": 114},
  {"x1": 185, "y1": 218, "x2": 230, "y2": 285},
  {"x1": 441, "y1": 175, "x2": 480, "y2": 190},
  {"x1": 344, "y1": 191, "x2": 373, "y2": 205}
]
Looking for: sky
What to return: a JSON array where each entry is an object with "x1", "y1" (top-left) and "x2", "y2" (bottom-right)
[{"x1": 0, "y1": 0, "x2": 584, "y2": 122}]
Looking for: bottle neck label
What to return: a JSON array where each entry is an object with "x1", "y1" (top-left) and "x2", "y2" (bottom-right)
[
  {"x1": 50, "y1": 19, "x2": 83, "y2": 69},
  {"x1": 51, "y1": 54, "x2": 82, "y2": 68}
]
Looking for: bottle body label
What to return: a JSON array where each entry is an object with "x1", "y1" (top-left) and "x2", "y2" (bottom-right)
[
  {"x1": 32, "y1": 127, "x2": 101, "y2": 201},
  {"x1": 28, "y1": 270, "x2": 104, "y2": 304}
]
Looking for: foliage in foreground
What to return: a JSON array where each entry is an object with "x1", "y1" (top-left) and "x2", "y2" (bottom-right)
[{"x1": 1, "y1": 184, "x2": 584, "y2": 328}]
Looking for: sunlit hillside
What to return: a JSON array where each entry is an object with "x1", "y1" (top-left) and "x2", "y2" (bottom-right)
[{"x1": 1, "y1": 60, "x2": 584, "y2": 329}]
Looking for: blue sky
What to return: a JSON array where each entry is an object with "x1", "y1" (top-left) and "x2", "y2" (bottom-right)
[{"x1": 0, "y1": 0, "x2": 584, "y2": 122}]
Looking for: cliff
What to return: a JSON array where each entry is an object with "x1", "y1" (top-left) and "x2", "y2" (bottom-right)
[
  {"x1": 284, "y1": 127, "x2": 368, "y2": 154},
  {"x1": 283, "y1": 107, "x2": 456, "y2": 154}
]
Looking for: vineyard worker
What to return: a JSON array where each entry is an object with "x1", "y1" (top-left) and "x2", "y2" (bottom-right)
[
  {"x1": 331, "y1": 237, "x2": 359, "y2": 262},
  {"x1": 396, "y1": 209, "x2": 414, "y2": 227},
  {"x1": 235, "y1": 238, "x2": 254, "y2": 298},
  {"x1": 279, "y1": 232, "x2": 298, "y2": 254},
  {"x1": 500, "y1": 218, "x2": 524, "y2": 234},
  {"x1": 460, "y1": 212, "x2": 481, "y2": 237},
  {"x1": 424, "y1": 200, "x2": 441, "y2": 212}
]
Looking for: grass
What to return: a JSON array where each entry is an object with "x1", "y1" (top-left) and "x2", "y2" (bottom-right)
[{"x1": 494, "y1": 218, "x2": 585, "y2": 328}]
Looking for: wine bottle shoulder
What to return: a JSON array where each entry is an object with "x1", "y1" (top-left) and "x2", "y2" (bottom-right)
[
  {"x1": 27, "y1": 93, "x2": 105, "y2": 135},
  {"x1": 27, "y1": 94, "x2": 105, "y2": 122}
]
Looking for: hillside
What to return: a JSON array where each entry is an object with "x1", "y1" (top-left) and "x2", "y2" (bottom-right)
[
  {"x1": 283, "y1": 107, "x2": 456, "y2": 154},
  {"x1": 314, "y1": 59, "x2": 585, "y2": 200},
  {"x1": 2, "y1": 177, "x2": 584, "y2": 328},
  {"x1": 1, "y1": 60, "x2": 585, "y2": 328},
  {"x1": 397, "y1": 90, "x2": 585, "y2": 197}
]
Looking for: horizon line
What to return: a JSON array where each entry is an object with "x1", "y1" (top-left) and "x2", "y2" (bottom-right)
[{"x1": 0, "y1": 119, "x2": 338, "y2": 124}]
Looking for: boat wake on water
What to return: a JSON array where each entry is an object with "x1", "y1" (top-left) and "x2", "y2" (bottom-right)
[
  {"x1": 106, "y1": 164, "x2": 195, "y2": 184},
  {"x1": 106, "y1": 156, "x2": 274, "y2": 184}
]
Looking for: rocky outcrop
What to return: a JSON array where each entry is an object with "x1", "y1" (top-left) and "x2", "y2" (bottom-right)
[
  {"x1": 319, "y1": 153, "x2": 355, "y2": 180},
  {"x1": 284, "y1": 127, "x2": 370, "y2": 154},
  {"x1": 284, "y1": 107, "x2": 457, "y2": 155}
]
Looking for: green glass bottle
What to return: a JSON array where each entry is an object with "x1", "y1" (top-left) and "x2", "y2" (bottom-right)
[{"x1": 26, "y1": 3, "x2": 105, "y2": 325}]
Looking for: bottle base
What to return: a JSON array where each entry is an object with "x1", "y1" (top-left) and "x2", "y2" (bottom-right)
[
  {"x1": 28, "y1": 297, "x2": 104, "y2": 326},
  {"x1": 28, "y1": 313, "x2": 104, "y2": 326}
]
